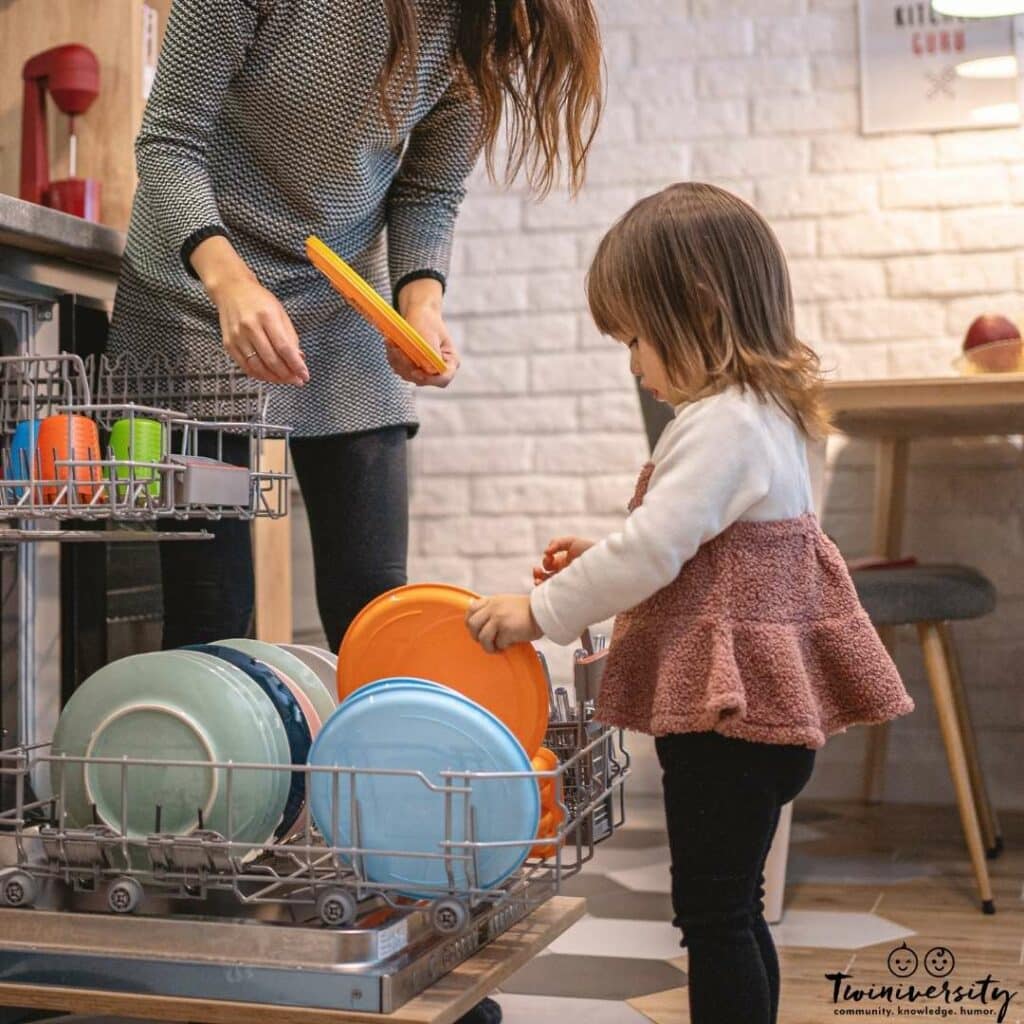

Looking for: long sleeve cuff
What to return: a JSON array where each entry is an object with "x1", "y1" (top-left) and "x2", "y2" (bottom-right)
[
  {"x1": 180, "y1": 224, "x2": 229, "y2": 278},
  {"x1": 530, "y1": 584, "x2": 582, "y2": 647}
]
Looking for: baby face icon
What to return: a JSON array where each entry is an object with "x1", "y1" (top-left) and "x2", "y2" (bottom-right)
[
  {"x1": 887, "y1": 942, "x2": 919, "y2": 977},
  {"x1": 924, "y1": 946, "x2": 955, "y2": 978}
]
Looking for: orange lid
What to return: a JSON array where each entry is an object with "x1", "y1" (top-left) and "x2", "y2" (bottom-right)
[
  {"x1": 337, "y1": 583, "x2": 549, "y2": 757},
  {"x1": 306, "y1": 236, "x2": 447, "y2": 375}
]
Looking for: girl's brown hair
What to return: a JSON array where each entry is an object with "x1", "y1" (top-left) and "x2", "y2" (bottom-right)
[
  {"x1": 586, "y1": 182, "x2": 830, "y2": 438},
  {"x1": 382, "y1": 0, "x2": 603, "y2": 196}
]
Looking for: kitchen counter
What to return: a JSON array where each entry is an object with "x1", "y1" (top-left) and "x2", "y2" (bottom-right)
[{"x1": 0, "y1": 193, "x2": 123, "y2": 276}]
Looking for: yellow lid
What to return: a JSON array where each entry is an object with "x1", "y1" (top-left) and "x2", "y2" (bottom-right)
[{"x1": 306, "y1": 236, "x2": 447, "y2": 375}]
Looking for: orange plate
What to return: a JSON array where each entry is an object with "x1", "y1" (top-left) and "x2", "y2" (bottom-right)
[
  {"x1": 337, "y1": 584, "x2": 549, "y2": 757},
  {"x1": 306, "y1": 236, "x2": 447, "y2": 375}
]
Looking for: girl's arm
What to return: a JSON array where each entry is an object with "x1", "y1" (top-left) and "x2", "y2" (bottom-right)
[{"x1": 530, "y1": 392, "x2": 774, "y2": 645}]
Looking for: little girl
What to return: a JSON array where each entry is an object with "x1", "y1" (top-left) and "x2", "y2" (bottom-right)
[{"x1": 465, "y1": 182, "x2": 914, "y2": 1024}]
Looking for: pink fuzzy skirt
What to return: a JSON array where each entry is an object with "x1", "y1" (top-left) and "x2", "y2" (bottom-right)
[{"x1": 595, "y1": 465, "x2": 914, "y2": 750}]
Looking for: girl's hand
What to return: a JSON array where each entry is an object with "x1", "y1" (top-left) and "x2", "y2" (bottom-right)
[
  {"x1": 532, "y1": 536, "x2": 595, "y2": 585},
  {"x1": 465, "y1": 595, "x2": 543, "y2": 653},
  {"x1": 391, "y1": 302, "x2": 460, "y2": 388}
]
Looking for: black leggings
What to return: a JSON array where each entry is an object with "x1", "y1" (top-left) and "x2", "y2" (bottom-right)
[
  {"x1": 656, "y1": 730, "x2": 816, "y2": 1024},
  {"x1": 160, "y1": 426, "x2": 408, "y2": 652}
]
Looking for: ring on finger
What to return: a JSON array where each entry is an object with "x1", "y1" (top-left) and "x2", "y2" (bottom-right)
[{"x1": 244, "y1": 350, "x2": 259, "y2": 361}]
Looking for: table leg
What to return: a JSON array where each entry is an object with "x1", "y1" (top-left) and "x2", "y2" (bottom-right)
[{"x1": 863, "y1": 438, "x2": 909, "y2": 804}]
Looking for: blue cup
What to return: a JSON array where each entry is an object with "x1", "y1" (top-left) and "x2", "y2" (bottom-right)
[{"x1": 8, "y1": 419, "x2": 41, "y2": 500}]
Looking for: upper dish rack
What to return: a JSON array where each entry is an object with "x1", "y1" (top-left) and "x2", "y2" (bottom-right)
[{"x1": 0, "y1": 352, "x2": 291, "y2": 522}]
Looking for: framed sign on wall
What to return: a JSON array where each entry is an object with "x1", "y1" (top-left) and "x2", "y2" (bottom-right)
[{"x1": 858, "y1": 1, "x2": 1021, "y2": 133}]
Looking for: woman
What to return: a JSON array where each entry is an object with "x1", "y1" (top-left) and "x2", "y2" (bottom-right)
[
  {"x1": 109, "y1": 0, "x2": 602, "y2": 658},
  {"x1": 109, "y1": 5, "x2": 601, "y2": 1019}
]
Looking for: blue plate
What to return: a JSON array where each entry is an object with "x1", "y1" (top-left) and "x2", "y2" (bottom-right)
[
  {"x1": 309, "y1": 681, "x2": 539, "y2": 896},
  {"x1": 186, "y1": 644, "x2": 311, "y2": 840},
  {"x1": 343, "y1": 676, "x2": 446, "y2": 705}
]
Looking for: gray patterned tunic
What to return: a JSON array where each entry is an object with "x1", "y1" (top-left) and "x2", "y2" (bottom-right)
[{"x1": 109, "y1": 0, "x2": 482, "y2": 436}]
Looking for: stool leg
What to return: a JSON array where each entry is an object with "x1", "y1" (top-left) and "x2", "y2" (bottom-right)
[
  {"x1": 862, "y1": 722, "x2": 890, "y2": 804},
  {"x1": 938, "y1": 622, "x2": 1003, "y2": 859},
  {"x1": 918, "y1": 622, "x2": 995, "y2": 914}
]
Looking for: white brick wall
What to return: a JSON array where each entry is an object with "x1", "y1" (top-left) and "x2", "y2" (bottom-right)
[{"x1": 294, "y1": 0, "x2": 1024, "y2": 809}]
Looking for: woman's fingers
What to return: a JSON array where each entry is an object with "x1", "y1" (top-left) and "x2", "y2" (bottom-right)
[{"x1": 266, "y1": 307, "x2": 309, "y2": 383}]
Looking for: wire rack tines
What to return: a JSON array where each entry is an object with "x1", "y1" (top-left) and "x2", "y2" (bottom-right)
[{"x1": 0, "y1": 353, "x2": 292, "y2": 523}]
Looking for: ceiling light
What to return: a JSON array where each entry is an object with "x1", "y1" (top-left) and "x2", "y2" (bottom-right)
[
  {"x1": 956, "y1": 55, "x2": 1019, "y2": 77},
  {"x1": 932, "y1": 0, "x2": 1024, "y2": 14},
  {"x1": 969, "y1": 101, "x2": 1021, "y2": 122}
]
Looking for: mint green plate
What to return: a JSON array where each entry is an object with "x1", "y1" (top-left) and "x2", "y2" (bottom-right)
[
  {"x1": 50, "y1": 650, "x2": 290, "y2": 863},
  {"x1": 217, "y1": 639, "x2": 336, "y2": 724}
]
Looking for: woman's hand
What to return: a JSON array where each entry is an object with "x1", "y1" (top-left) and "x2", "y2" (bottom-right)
[
  {"x1": 192, "y1": 235, "x2": 308, "y2": 386},
  {"x1": 394, "y1": 277, "x2": 460, "y2": 388},
  {"x1": 533, "y1": 536, "x2": 595, "y2": 585},
  {"x1": 465, "y1": 595, "x2": 543, "y2": 653}
]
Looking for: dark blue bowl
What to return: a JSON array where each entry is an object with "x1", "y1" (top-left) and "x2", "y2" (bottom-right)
[{"x1": 184, "y1": 643, "x2": 312, "y2": 840}]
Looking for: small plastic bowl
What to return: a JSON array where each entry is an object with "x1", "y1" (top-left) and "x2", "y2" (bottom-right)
[{"x1": 953, "y1": 337, "x2": 1024, "y2": 375}]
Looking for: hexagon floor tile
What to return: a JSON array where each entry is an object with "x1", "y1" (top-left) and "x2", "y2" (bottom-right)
[
  {"x1": 787, "y1": 850, "x2": 942, "y2": 885},
  {"x1": 547, "y1": 914, "x2": 684, "y2": 960},
  {"x1": 769, "y1": 909, "x2": 915, "y2": 950},
  {"x1": 499, "y1": 953, "x2": 687, "y2": 1000},
  {"x1": 494, "y1": 993, "x2": 657, "y2": 1023},
  {"x1": 606, "y1": 858, "x2": 673, "y2": 894}
]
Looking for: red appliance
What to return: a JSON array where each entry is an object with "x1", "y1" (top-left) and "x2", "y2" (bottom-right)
[{"x1": 20, "y1": 44, "x2": 101, "y2": 222}]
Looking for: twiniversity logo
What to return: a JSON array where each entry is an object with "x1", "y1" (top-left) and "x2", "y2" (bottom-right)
[{"x1": 824, "y1": 942, "x2": 1017, "y2": 1021}]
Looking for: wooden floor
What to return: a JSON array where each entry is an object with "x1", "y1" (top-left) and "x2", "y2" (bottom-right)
[{"x1": 628, "y1": 799, "x2": 1024, "y2": 1024}]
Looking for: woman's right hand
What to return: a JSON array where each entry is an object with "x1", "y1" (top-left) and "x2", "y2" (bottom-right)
[
  {"x1": 211, "y1": 275, "x2": 309, "y2": 385},
  {"x1": 533, "y1": 536, "x2": 595, "y2": 585},
  {"x1": 192, "y1": 235, "x2": 308, "y2": 385}
]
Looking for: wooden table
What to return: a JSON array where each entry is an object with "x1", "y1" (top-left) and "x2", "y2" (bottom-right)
[
  {"x1": 822, "y1": 373, "x2": 1024, "y2": 806},
  {"x1": 0, "y1": 896, "x2": 585, "y2": 1024},
  {"x1": 823, "y1": 373, "x2": 1024, "y2": 560}
]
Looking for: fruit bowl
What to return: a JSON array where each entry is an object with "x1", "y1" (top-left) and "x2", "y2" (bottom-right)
[{"x1": 953, "y1": 337, "x2": 1024, "y2": 375}]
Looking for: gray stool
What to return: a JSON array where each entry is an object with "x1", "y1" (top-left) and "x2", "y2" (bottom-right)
[{"x1": 852, "y1": 563, "x2": 1001, "y2": 914}]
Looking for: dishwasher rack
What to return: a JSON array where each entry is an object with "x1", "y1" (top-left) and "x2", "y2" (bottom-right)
[
  {"x1": 0, "y1": 351, "x2": 291, "y2": 523},
  {"x1": 0, "y1": 708, "x2": 628, "y2": 936}
]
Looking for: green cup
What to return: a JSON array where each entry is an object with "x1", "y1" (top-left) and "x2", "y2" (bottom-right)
[{"x1": 109, "y1": 417, "x2": 166, "y2": 501}]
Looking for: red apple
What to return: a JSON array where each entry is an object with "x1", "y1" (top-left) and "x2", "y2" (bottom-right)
[{"x1": 963, "y1": 314, "x2": 1020, "y2": 351}]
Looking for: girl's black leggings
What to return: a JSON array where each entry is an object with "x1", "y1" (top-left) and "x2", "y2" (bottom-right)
[
  {"x1": 656, "y1": 730, "x2": 816, "y2": 1024},
  {"x1": 159, "y1": 426, "x2": 408, "y2": 652}
]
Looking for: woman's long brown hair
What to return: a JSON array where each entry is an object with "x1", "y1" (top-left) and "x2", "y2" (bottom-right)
[
  {"x1": 587, "y1": 183, "x2": 831, "y2": 439},
  {"x1": 381, "y1": 0, "x2": 603, "y2": 196}
]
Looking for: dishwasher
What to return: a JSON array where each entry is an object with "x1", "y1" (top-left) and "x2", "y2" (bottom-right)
[{"x1": 0, "y1": 350, "x2": 629, "y2": 1019}]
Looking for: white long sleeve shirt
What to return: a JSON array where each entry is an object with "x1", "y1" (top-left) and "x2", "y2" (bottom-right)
[{"x1": 530, "y1": 387, "x2": 816, "y2": 646}]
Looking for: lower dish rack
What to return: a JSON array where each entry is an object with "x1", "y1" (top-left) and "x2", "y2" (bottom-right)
[{"x1": 0, "y1": 709, "x2": 628, "y2": 1014}]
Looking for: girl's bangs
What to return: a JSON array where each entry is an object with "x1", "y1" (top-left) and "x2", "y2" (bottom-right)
[{"x1": 586, "y1": 227, "x2": 638, "y2": 339}]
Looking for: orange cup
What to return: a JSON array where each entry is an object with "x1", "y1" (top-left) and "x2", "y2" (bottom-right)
[
  {"x1": 37, "y1": 414, "x2": 102, "y2": 505},
  {"x1": 532, "y1": 746, "x2": 558, "y2": 805},
  {"x1": 530, "y1": 805, "x2": 566, "y2": 861}
]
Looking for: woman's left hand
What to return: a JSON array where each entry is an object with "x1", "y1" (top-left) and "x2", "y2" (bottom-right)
[
  {"x1": 466, "y1": 595, "x2": 543, "y2": 653},
  {"x1": 391, "y1": 286, "x2": 460, "y2": 388}
]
